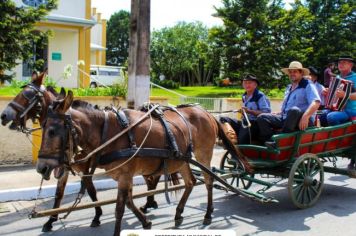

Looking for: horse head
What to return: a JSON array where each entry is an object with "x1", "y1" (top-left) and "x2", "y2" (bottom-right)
[
  {"x1": 37, "y1": 90, "x2": 75, "y2": 180},
  {"x1": 0, "y1": 72, "x2": 63, "y2": 130}
]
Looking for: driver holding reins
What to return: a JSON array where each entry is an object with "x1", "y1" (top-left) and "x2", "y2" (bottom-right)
[{"x1": 220, "y1": 74, "x2": 271, "y2": 144}]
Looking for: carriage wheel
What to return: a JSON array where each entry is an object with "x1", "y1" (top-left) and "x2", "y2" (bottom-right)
[
  {"x1": 288, "y1": 153, "x2": 324, "y2": 209},
  {"x1": 220, "y1": 151, "x2": 254, "y2": 190}
]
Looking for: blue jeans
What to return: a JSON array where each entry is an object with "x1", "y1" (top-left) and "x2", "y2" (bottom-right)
[{"x1": 319, "y1": 109, "x2": 355, "y2": 126}]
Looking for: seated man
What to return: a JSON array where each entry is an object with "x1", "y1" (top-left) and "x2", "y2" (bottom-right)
[
  {"x1": 319, "y1": 56, "x2": 356, "y2": 126},
  {"x1": 318, "y1": 56, "x2": 356, "y2": 169},
  {"x1": 220, "y1": 74, "x2": 271, "y2": 144},
  {"x1": 256, "y1": 61, "x2": 321, "y2": 147}
]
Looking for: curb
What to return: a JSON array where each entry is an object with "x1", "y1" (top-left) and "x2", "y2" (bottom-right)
[{"x1": 0, "y1": 176, "x2": 147, "y2": 202}]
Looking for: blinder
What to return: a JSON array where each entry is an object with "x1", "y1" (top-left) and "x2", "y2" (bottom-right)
[
  {"x1": 9, "y1": 83, "x2": 45, "y2": 122},
  {"x1": 40, "y1": 106, "x2": 80, "y2": 171}
]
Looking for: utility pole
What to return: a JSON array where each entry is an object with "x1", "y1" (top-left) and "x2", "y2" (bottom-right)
[{"x1": 127, "y1": 0, "x2": 150, "y2": 109}]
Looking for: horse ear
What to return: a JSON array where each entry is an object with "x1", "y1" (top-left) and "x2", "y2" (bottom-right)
[
  {"x1": 58, "y1": 87, "x2": 66, "y2": 99},
  {"x1": 56, "y1": 90, "x2": 73, "y2": 114},
  {"x1": 32, "y1": 72, "x2": 45, "y2": 86}
]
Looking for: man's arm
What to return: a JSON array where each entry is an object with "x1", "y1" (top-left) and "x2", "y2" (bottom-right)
[{"x1": 299, "y1": 100, "x2": 320, "y2": 130}]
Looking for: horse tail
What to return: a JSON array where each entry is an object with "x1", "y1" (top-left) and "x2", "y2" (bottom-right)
[
  {"x1": 215, "y1": 118, "x2": 254, "y2": 173},
  {"x1": 168, "y1": 172, "x2": 180, "y2": 185}
]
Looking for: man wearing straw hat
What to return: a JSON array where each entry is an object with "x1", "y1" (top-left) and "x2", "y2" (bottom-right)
[
  {"x1": 220, "y1": 74, "x2": 271, "y2": 144},
  {"x1": 256, "y1": 61, "x2": 321, "y2": 148}
]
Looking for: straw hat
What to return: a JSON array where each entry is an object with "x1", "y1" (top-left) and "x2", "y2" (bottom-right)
[{"x1": 281, "y1": 61, "x2": 310, "y2": 76}]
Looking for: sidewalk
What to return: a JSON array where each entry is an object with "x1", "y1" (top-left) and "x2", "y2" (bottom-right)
[{"x1": 0, "y1": 147, "x2": 227, "y2": 202}]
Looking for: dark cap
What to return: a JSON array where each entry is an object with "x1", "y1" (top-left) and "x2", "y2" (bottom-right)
[
  {"x1": 308, "y1": 66, "x2": 319, "y2": 76},
  {"x1": 337, "y1": 55, "x2": 355, "y2": 63},
  {"x1": 243, "y1": 74, "x2": 259, "y2": 85}
]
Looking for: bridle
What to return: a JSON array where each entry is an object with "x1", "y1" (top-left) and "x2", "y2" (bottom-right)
[
  {"x1": 9, "y1": 83, "x2": 45, "y2": 129},
  {"x1": 39, "y1": 106, "x2": 80, "y2": 173}
]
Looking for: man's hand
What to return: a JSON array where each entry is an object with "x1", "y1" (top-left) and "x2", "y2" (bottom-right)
[
  {"x1": 322, "y1": 88, "x2": 329, "y2": 96},
  {"x1": 299, "y1": 114, "x2": 310, "y2": 130},
  {"x1": 335, "y1": 89, "x2": 345, "y2": 98},
  {"x1": 241, "y1": 106, "x2": 251, "y2": 114}
]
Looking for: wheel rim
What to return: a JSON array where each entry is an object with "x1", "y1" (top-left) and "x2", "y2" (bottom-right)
[
  {"x1": 288, "y1": 153, "x2": 324, "y2": 209},
  {"x1": 220, "y1": 151, "x2": 254, "y2": 189}
]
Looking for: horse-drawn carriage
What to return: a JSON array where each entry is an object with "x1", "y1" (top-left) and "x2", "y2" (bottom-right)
[
  {"x1": 218, "y1": 120, "x2": 356, "y2": 208},
  {"x1": 1, "y1": 73, "x2": 356, "y2": 235}
]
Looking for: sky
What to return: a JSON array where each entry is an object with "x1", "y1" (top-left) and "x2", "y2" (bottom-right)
[{"x1": 92, "y1": 0, "x2": 294, "y2": 30}]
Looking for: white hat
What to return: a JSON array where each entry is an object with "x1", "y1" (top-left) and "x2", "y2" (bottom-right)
[{"x1": 281, "y1": 61, "x2": 310, "y2": 76}]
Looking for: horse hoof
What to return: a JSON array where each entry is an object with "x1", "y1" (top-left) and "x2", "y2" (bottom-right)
[
  {"x1": 143, "y1": 221, "x2": 152, "y2": 229},
  {"x1": 140, "y1": 206, "x2": 148, "y2": 213},
  {"x1": 203, "y1": 217, "x2": 212, "y2": 225},
  {"x1": 151, "y1": 201, "x2": 158, "y2": 209},
  {"x1": 90, "y1": 219, "x2": 101, "y2": 227},
  {"x1": 42, "y1": 224, "x2": 53, "y2": 232},
  {"x1": 175, "y1": 217, "x2": 183, "y2": 227}
]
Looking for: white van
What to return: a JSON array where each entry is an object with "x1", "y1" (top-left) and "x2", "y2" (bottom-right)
[{"x1": 90, "y1": 65, "x2": 125, "y2": 88}]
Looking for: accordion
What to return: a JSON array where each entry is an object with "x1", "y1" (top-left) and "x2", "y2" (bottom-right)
[{"x1": 325, "y1": 76, "x2": 354, "y2": 111}]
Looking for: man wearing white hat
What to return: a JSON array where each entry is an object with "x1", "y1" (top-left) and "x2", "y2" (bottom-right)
[{"x1": 256, "y1": 61, "x2": 321, "y2": 147}]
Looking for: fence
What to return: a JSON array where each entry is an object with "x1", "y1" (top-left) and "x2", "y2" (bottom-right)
[{"x1": 150, "y1": 82, "x2": 226, "y2": 113}]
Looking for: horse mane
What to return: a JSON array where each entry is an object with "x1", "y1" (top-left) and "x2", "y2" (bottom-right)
[{"x1": 71, "y1": 100, "x2": 101, "y2": 111}]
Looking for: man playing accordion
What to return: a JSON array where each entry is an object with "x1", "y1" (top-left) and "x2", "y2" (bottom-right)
[
  {"x1": 319, "y1": 56, "x2": 356, "y2": 126},
  {"x1": 319, "y1": 56, "x2": 356, "y2": 169}
]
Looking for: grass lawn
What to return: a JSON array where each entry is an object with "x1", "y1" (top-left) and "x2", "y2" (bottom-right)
[
  {"x1": 0, "y1": 87, "x2": 21, "y2": 96},
  {"x1": 0, "y1": 85, "x2": 284, "y2": 101},
  {"x1": 151, "y1": 86, "x2": 284, "y2": 98}
]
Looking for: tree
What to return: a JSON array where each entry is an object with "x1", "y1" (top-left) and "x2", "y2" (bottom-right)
[
  {"x1": 0, "y1": 0, "x2": 57, "y2": 82},
  {"x1": 150, "y1": 22, "x2": 219, "y2": 86},
  {"x1": 305, "y1": 0, "x2": 356, "y2": 70},
  {"x1": 106, "y1": 10, "x2": 130, "y2": 66},
  {"x1": 213, "y1": 0, "x2": 286, "y2": 88}
]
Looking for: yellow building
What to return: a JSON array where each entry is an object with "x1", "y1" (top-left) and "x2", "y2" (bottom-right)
[{"x1": 12, "y1": 0, "x2": 107, "y2": 88}]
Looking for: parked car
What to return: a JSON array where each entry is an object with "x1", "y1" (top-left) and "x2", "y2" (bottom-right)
[{"x1": 90, "y1": 65, "x2": 125, "y2": 88}]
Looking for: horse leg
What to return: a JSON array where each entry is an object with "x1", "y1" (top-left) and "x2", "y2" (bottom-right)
[
  {"x1": 42, "y1": 172, "x2": 69, "y2": 232},
  {"x1": 174, "y1": 164, "x2": 196, "y2": 227},
  {"x1": 42, "y1": 171, "x2": 69, "y2": 232},
  {"x1": 196, "y1": 150, "x2": 215, "y2": 225},
  {"x1": 114, "y1": 185, "x2": 128, "y2": 236},
  {"x1": 81, "y1": 175, "x2": 102, "y2": 227},
  {"x1": 140, "y1": 175, "x2": 160, "y2": 213},
  {"x1": 126, "y1": 185, "x2": 152, "y2": 229},
  {"x1": 202, "y1": 169, "x2": 214, "y2": 225}
]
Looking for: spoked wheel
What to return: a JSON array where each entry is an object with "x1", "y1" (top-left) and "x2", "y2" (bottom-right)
[
  {"x1": 220, "y1": 151, "x2": 254, "y2": 189},
  {"x1": 288, "y1": 153, "x2": 324, "y2": 209}
]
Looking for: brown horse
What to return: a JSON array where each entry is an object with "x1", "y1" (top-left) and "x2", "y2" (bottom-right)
[
  {"x1": 0, "y1": 73, "x2": 177, "y2": 231},
  {"x1": 36, "y1": 91, "x2": 251, "y2": 235},
  {"x1": 0, "y1": 73, "x2": 104, "y2": 231}
]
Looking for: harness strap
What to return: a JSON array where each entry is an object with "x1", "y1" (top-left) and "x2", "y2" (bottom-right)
[
  {"x1": 168, "y1": 106, "x2": 194, "y2": 158},
  {"x1": 155, "y1": 110, "x2": 181, "y2": 158},
  {"x1": 9, "y1": 101, "x2": 25, "y2": 112},
  {"x1": 112, "y1": 107, "x2": 136, "y2": 147},
  {"x1": 92, "y1": 111, "x2": 110, "y2": 174},
  {"x1": 98, "y1": 148, "x2": 191, "y2": 166}
]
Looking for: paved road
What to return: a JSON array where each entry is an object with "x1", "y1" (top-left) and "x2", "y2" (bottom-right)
[{"x1": 1, "y1": 159, "x2": 356, "y2": 236}]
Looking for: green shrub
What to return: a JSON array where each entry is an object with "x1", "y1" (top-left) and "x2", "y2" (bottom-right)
[
  {"x1": 74, "y1": 83, "x2": 127, "y2": 97},
  {"x1": 44, "y1": 76, "x2": 57, "y2": 88},
  {"x1": 10, "y1": 79, "x2": 29, "y2": 88}
]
